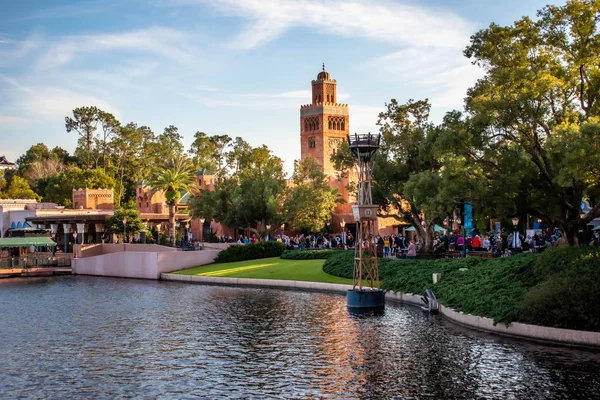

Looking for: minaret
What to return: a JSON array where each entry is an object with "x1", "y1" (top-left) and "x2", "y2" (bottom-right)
[{"x1": 300, "y1": 64, "x2": 349, "y2": 175}]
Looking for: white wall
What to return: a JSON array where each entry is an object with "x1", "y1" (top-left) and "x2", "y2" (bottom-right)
[{"x1": 72, "y1": 249, "x2": 220, "y2": 279}]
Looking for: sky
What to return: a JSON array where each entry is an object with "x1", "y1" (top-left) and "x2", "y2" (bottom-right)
[{"x1": 0, "y1": 0, "x2": 558, "y2": 173}]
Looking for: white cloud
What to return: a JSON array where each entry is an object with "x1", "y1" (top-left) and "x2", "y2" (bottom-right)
[
  {"x1": 17, "y1": 87, "x2": 119, "y2": 122},
  {"x1": 35, "y1": 27, "x2": 194, "y2": 70},
  {"x1": 166, "y1": 0, "x2": 479, "y2": 111},
  {"x1": 172, "y1": 0, "x2": 474, "y2": 50},
  {"x1": 0, "y1": 115, "x2": 28, "y2": 126}
]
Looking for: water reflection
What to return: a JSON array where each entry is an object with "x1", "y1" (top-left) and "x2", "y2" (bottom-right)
[{"x1": 0, "y1": 276, "x2": 599, "y2": 399}]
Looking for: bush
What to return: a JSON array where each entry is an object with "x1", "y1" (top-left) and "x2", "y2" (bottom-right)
[
  {"x1": 520, "y1": 252, "x2": 600, "y2": 331},
  {"x1": 280, "y1": 250, "x2": 337, "y2": 260},
  {"x1": 215, "y1": 241, "x2": 286, "y2": 263},
  {"x1": 323, "y1": 246, "x2": 600, "y2": 330}
]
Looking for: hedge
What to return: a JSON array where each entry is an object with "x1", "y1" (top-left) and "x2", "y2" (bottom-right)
[
  {"x1": 322, "y1": 247, "x2": 600, "y2": 331},
  {"x1": 280, "y1": 250, "x2": 338, "y2": 260},
  {"x1": 215, "y1": 241, "x2": 286, "y2": 263}
]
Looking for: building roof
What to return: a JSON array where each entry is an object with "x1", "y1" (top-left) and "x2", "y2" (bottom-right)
[
  {"x1": 0, "y1": 237, "x2": 56, "y2": 248},
  {"x1": 195, "y1": 168, "x2": 213, "y2": 176},
  {"x1": 0, "y1": 155, "x2": 16, "y2": 166},
  {"x1": 178, "y1": 191, "x2": 192, "y2": 205}
]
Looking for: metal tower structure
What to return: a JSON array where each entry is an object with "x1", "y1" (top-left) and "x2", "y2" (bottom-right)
[{"x1": 346, "y1": 132, "x2": 385, "y2": 312}]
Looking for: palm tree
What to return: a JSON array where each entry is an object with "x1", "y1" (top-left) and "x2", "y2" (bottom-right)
[{"x1": 150, "y1": 155, "x2": 195, "y2": 245}]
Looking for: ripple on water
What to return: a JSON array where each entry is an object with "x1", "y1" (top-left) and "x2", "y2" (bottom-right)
[{"x1": 0, "y1": 276, "x2": 600, "y2": 399}]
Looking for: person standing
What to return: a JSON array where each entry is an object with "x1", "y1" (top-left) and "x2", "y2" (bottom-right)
[{"x1": 407, "y1": 239, "x2": 417, "y2": 260}]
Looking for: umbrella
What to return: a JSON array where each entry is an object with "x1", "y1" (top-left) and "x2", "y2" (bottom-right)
[{"x1": 592, "y1": 225, "x2": 600, "y2": 231}]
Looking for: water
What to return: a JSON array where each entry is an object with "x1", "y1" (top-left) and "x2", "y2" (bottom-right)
[{"x1": 1, "y1": 276, "x2": 599, "y2": 399}]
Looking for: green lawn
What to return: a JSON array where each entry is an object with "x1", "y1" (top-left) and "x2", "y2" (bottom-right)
[{"x1": 175, "y1": 257, "x2": 353, "y2": 284}]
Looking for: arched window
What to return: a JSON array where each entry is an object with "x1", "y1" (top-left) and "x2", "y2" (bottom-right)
[
  {"x1": 309, "y1": 137, "x2": 316, "y2": 148},
  {"x1": 341, "y1": 121, "x2": 345, "y2": 130}
]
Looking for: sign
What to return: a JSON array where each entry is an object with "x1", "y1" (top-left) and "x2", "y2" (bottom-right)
[{"x1": 352, "y1": 205, "x2": 378, "y2": 221}]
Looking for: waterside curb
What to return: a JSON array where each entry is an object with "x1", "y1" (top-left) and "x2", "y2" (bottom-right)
[{"x1": 161, "y1": 274, "x2": 600, "y2": 348}]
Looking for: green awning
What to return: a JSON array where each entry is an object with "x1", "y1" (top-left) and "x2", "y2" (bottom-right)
[
  {"x1": 405, "y1": 224, "x2": 447, "y2": 232},
  {"x1": 0, "y1": 237, "x2": 57, "y2": 248}
]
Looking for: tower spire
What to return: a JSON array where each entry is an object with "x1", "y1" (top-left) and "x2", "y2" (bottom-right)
[{"x1": 322, "y1": 62, "x2": 325, "y2": 71}]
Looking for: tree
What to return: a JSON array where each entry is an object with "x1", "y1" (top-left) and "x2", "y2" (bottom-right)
[
  {"x1": 190, "y1": 145, "x2": 287, "y2": 236},
  {"x1": 188, "y1": 132, "x2": 232, "y2": 176},
  {"x1": 2, "y1": 175, "x2": 40, "y2": 200},
  {"x1": 464, "y1": 0, "x2": 600, "y2": 243},
  {"x1": 16, "y1": 143, "x2": 68, "y2": 187},
  {"x1": 65, "y1": 106, "x2": 119, "y2": 169},
  {"x1": 150, "y1": 155, "x2": 195, "y2": 245},
  {"x1": 105, "y1": 203, "x2": 145, "y2": 242},
  {"x1": 109, "y1": 123, "x2": 157, "y2": 205},
  {"x1": 154, "y1": 125, "x2": 185, "y2": 162},
  {"x1": 41, "y1": 167, "x2": 115, "y2": 207},
  {"x1": 283, "y1": 158, "x2": 341, "y2": 232}
]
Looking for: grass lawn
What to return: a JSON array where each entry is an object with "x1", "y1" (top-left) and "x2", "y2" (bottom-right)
[{"x1": 175, "y1": 257, "x2": 353, "y2": 284}]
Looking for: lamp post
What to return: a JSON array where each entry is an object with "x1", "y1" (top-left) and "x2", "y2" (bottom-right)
[
  {"x1": 340, "y1": 218, "x2": 346, "y2": 245},
  {"x1": 512, "y1": 216, "x2": 519, "y2": 251},
  {"x1": 266, "y1": 224, "x2": 271, "y2": 241},
  {"x1": 456, "y1": 216, "x2": 466, "y2": 257},
  {"x1": 123, "y1": 216, "x2": 127, "y2": 244},
  {"x1": 280, "y1": 223, "x2": 285, "y2": 237},
  {"x1": 199, "y1": 218, "x2": 205, "y2": 249}
]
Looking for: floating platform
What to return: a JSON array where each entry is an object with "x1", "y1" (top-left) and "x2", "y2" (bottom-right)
[
  {"x1": 347, "y1": 288, "x2": 385, "y2": 315},
  {"x1": 0, "y1": 267, "x2": 72, "y2": 278}
]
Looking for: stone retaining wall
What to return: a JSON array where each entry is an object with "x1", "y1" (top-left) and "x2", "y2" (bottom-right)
[{"x1": 161, "y1": 274, "x2": 600, "y2": 348}]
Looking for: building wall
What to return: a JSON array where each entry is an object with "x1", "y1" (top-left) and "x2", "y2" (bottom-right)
[
  {"x1": 72, "y1": 188, "x2": 114, "y2": 210},
  {"x1": 0, "y1": 200, "x2": 37, "y2": 237},
  {"x1": 136, "y1": 184, "x2": 168, "y2": 214}
]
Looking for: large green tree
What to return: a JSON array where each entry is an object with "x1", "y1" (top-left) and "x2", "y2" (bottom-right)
[
  {"x1": 40, "y1": 167, "x2": 116, "y2": 207},
  {"x1": 105, "y1": 203, "x2": 145, "y2": 242},
  {"x1": 190, "y1": 145, "x2": 287, "y2": 236},
  {"x1": 110, "y1": 123, "x2": 157, "y2": 205},
  {"x1": 1, "y1": 175, "x2": 40, "y2": 200},
  {"x1": 283, "y1": 158, "x2": 341, "y2": 233},
  {"x1": 65, "y1": 107, "x2": 119, "y2": 170},
  {"x1": 189, "y1": 132, "x2": 232, "y2": 176},
  {"x1": 464, "y1": 0, "x2": 600, "y2": 243}
]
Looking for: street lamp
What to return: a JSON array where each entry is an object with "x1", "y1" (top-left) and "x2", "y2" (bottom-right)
[
  {"x1": 122, "y1": 216, "x2": 127, "y2": 244},
  {"x1": 340, "y1": 218, "x2": 346, "y2": 245},
  {"x1": 199, "y1": 218, "x2": 205, "y2": 249},
  {"x1": 280, "y1": 223, "x2": 285, "y2": 237}
]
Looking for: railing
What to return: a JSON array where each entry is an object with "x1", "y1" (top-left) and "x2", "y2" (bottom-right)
[{"x1": 0, "y1": 256, "x2": 71, "y2": 269}]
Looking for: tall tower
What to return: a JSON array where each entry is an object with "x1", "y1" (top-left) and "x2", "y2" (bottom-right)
[{"x1": 300, "y1": 64, "x2": 349, "y2": 175}]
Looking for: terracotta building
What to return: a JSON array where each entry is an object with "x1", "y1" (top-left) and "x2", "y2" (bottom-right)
[{"x1": 300, "y1": 65, "x2": 398, "y2": 236}]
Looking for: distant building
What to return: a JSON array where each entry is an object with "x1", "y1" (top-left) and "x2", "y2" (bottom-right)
[{"x1": 0, "y1": 155, "x2": 16, "y2": 171}]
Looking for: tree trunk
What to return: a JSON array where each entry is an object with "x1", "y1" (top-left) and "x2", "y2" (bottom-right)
[{"x1": 169, "y1": 203, "x2": 176, "y2": 246}]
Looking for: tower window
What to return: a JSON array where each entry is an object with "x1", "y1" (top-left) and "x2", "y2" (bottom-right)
[
  {"x1": 328, "y1": 116, "x2": 345, "y2": 131},
  {"x1": 305, "y1": 116, "x2": 319, "y2": 131},
  {"x1": 309, "y1": 137, "x2": 316, "y2": 148}
]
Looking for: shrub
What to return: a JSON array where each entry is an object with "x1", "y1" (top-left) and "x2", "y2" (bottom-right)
[
  {"x1": 322, "y1": 246, "x2": 600, "y2": 330},
  {"x1": 519, "y1": 255, "x2": 600, "y2": 331},
  {"x1": 215, "y1": 241, "x2": 286, "y2": 263},
  {"x1": 280, "y1": 250, "x2": 337, "y2": 260}
]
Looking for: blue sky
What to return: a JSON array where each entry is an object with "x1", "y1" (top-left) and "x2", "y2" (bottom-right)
[{"x1": 0, "y1": 0, "x2": 557, "y2": 173}]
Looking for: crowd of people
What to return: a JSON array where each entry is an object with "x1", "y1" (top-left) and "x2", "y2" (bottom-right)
[{"x1": 213, "y1": 226, "x2": 600, "y2": 257}]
